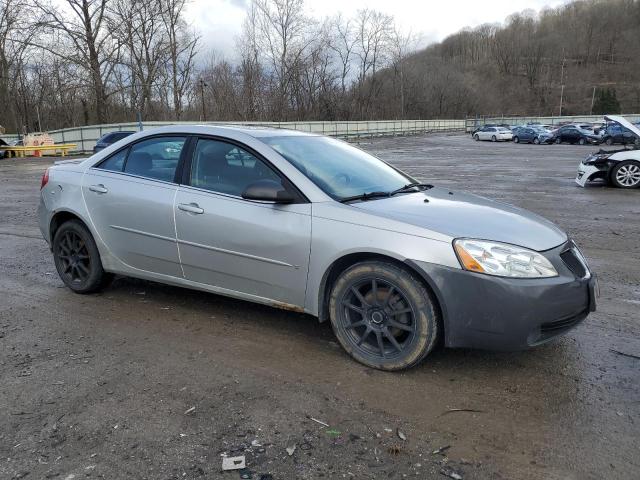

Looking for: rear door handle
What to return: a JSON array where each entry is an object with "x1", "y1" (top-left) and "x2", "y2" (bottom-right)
[
  {"x1": 178, "y1": 203, "x2": 204, "y2": 214},
  {"x1": 89, "y1": 184, "x2": 108, "y2": 194}
]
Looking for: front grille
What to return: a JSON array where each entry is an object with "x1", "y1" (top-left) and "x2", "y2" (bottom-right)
[{"x1": 560, "y1": 246, "x2": 588, "y2": 278}]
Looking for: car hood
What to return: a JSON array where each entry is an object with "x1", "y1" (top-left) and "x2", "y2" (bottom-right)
[
  {"x1": 605, "y1": 115, "x2": 640, "y2": 138},
  {"x1": 352, "y1": 187, "x2": 567, "y2": 251}
]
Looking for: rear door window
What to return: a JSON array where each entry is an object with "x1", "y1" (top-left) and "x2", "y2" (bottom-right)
[
  {"x1": 97, "y1": 148, "x2": 128, "y2": 172},
  {"x1": 123, "y1": 136, "x2": 186, "y2": 182}
]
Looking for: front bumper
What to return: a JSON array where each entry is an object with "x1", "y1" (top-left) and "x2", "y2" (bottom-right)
[
  {"x1": 410, "y1": 241, "x2": 596, "y2": 350},
  {"x1": 576, "y1": 162, "x2": 608, "y2": 187}
]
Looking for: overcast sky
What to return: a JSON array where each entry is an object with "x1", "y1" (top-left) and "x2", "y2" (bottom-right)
[{"x1": 184, "y1": 0, "x2": 572, "y2": 61}]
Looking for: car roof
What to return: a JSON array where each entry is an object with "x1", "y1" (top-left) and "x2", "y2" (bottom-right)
[{"x1": 132, "y1": 124, "x2": 318, "y2": 139}]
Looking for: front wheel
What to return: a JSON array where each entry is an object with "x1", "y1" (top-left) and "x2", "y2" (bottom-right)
[
  {"x1": 329, "y1": 261, "x2": 439, "y2": 371},
  {"x1": 578, "y1": 137, "x2": 586, "y2": 145},
  {"x1": 605, "y1": 138, "x2": 613, "y2": 146},
  {"x1": 473, "y1": 134, "x2": 479, "y2": 141},
  {"x1": 52, "y1": 219, "x2": 111, "y2": 293},
  {"x1": 611, "y1": 161, "x2": 640, "y2": 189},
  {"x1": 533, "y1": 137, "x2": 540, "y2": 144},
  {"x1": 491, "y1": 135, "x2": 497, "y2": 142},
  {"x1": 555, "y1": 137, "x2": 561, "y2": 144},
  {"x1": 513, "y1": 136, "x2": 520, "y2": 144}
]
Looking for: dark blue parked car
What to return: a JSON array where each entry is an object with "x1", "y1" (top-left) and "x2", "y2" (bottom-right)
[
  {"x1": 93, "y1": 131, "x2": 135, "y2": 153},
  {"x1": 512, "y1": 126, "x2": 553, "y2": 145},
  {"x1": 601, "y1": 124, "x2": 639, "y2": 146}
]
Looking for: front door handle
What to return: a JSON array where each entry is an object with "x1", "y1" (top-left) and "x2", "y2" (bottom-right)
[
  {"x1": 89, "y1": 184, "x2": 108, "y2": 194},
  {"x1": 178, "y1": 203, "x2": 204, "y2": 214}
]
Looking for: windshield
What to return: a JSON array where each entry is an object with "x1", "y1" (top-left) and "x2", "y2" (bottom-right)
[{"x1": 263, "y1": 136, "x2": 413, "y2": 201}]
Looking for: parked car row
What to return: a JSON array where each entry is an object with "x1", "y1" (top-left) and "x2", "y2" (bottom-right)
[{"x1": 472, "y1": 120, "x2": 640, "y2": 146}]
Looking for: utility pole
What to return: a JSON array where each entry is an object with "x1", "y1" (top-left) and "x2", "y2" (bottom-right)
[
  {"x1": 590, "y1": 86, "x2": 597, "y2": 115},
  {"x1": 559, "y1": 54, "x2": 566, "y2": 117},
  {"x1": 199, "y1": 78, "x2": 208, "y2": 122}
]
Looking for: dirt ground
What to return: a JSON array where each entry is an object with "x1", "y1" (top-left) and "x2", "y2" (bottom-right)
[{"x1": 1, "y1": 134, "x2": 638, "y2": 480}]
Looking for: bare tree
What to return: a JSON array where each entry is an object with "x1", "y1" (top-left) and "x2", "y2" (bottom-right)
[
  {"x1": 159, "y1": 0, "x2": 198, "y2": 120},
  {"x1": 34, "y1": 0, "x2": 119, "y2": 123}
]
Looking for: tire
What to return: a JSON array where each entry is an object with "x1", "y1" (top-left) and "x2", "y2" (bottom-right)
[
  {"x1": 328, "y1": 261, "x2": 439, "y2": 371},
  {"x1": 533, "y1": 137, "x2": 540, "y2": 145},
  {"x1": 605, "y1": 137, "x2": 613, "y2": 146},
  {"x1": 555, "y1": 137, "x2": 561, "y2": 144},
  {"x1": 513, "y1": 136, "x2": 520, "y2": 144},
  {"x1": 610, "y1": 160, "x2": 640, "y2": 189},
  {"x1": 52, "y1": 219, "x2": 111, "y2": 293},
  {"x1": 491, "y1": 135, "x2": 497, "y2": 142},
  {"x1": 578, "y1": 137, "x2": 586, "y2": 145},
  {"x1": 473, "y1": 134, "x2": 479, "y2": 141}
]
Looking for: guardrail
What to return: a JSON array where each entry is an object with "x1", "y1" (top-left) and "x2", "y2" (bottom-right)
[
  {"x1": 3, "y1": 115, "x2": 638, "y2": 153},
  {"x1": 465, "y1": 114, "x2": 640, "y2": 132},
  {"x1": 1, "y1": 119, "x2": 465, "y2": 153}
]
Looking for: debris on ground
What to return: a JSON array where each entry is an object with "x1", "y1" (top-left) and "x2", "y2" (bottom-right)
[
  {"x1": 433, "y1": 445, "x2": 452, "y2": 455},
  {"x1": 388, "y1": 445, "x2": 403, "y2": 455},
  {"x1": 397, "y1": 428, "x2": 407, "y2": 441},
  {"x1": 610, "y1": 348, "x2": 640, "y2": 360},
  {"x1": 286, "y1": 445, "x2": 296, "y2": 456},
  {"x1": 307, "y1": 415, "x2": 329, "y2": 427},
  {"x1": 221, "y1": 455, "x2": 246, "y2": 471},
  {"x1": 441, "y1": 408, "x2": 485, "y2": 415},
  {"x1": 440, "y1": 467, "x2": 463, "y2": 479},
  {"x1": 238, "y1": 467, "x2": 253, "y2": 479},
  {"x1": 184, "y1": 406, "x2": 195, "y2": 415}
]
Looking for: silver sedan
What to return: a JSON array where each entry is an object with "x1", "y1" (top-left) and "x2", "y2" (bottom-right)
[{"x1": 38, "y1": 126, "x2": 597, "y2": 370}]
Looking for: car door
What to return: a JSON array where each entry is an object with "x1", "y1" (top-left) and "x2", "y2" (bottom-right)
[
  {"x1": 82, "y1": 135, "x2": 187, "y2": 277},
  {"x1": 480, "y1": 127, "x2": 492, "y2": 140},
  {"x1": 174, "y1": 137, "x2": 312, "y2": 307}
]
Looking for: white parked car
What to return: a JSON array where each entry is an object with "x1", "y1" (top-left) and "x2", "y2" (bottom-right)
[
  {"x1": 576, "y1": 115, "x2": 640, "y2": 189},
  {"x1": 473, "y1": 126, "x2": 513, "y2": 142}
]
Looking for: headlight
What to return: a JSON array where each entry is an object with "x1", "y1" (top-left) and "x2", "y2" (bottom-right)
[
  {"x1": 453, "y1": 239, "x2": 558, "y2": 278},
  {"x1": 584, "y1": 153, "x2": 611, "y2": 165}
]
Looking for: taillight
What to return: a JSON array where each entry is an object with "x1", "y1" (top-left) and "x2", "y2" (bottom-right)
[{"x1": 40, "y1": 168, "x2": 50, "y2": 190}]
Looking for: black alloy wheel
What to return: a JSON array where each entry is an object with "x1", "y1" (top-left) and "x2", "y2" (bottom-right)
[
  {"x1": 53, "y1": 220, "x2": 111, "y2": 293},
  {"x1": 329, "y1": 261, "x2": 439, "y2": 370}
]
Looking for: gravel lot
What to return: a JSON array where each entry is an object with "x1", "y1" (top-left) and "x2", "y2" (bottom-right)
[{"x1": 1, "y1": 134, "x2": 638, "y2": 480}]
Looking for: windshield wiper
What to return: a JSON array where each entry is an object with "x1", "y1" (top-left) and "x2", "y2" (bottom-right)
[
  {"x1": 339, "y1": 191, "x2": 391, "y2": 203},
  {"x1": 389, "y1": 182, "x2": 433, "y2": 196}
]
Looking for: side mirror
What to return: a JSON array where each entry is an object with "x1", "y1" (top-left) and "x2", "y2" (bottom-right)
[{"x1": 242, "y1": 179, "x2": 295, "y2": 203}]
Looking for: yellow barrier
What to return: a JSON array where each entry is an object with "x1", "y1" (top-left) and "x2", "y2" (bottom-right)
[{"x1": 0, "y1": 143, "x2": 78, "y2": 158}]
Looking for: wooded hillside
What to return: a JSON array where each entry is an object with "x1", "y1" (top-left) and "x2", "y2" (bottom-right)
[{"x1": 1, "y1": 0, "x2": 638, "y2": 133}]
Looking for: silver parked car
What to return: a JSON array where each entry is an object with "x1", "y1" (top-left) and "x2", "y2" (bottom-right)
[
  {"x1": 39, "y1": 126, "x2": 597, "y2": 370},
  {"x1": 473, "y1": 126, "x2": 513, "y2": 142}
]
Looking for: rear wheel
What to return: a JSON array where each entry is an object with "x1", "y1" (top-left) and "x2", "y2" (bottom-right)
[
  {"x1": 533, "y1": 137, "x2": 540, "y2": 145},
  {"x1": 578, "y1": 137, "x2": 586, "y2": 145},
  {"x1": 329, "y1": 261, "x2": 439, "y2": 371},
  {"x1": 555, "y1": 137, "x2": 561, "y2": 144},
  {"x1": 52, "y1": 220, "x2": 111, "y2": 293},
  {"x1": 610, "y1": 161, "x2": 640, "y2": 189},
  {"x1": 605, "y1": 137, "x2": 613, "y2": 146},
  {"x1": 491, "y1": 135, "x2": 497, "y2": 142}
]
